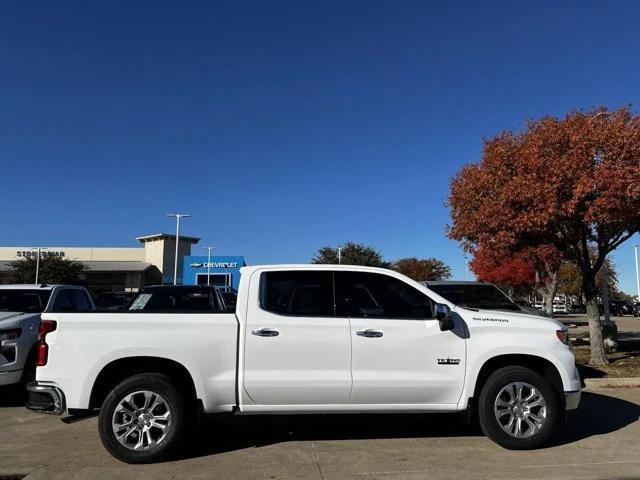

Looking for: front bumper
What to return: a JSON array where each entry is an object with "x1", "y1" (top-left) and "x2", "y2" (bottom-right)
[
  {"x1": 565, "y1": 390, "x2": 581, "y2": 411},
  {"x1": 0, "y1": 369, "x2": 22, "y2": 386},
  {"x1": 26, "y1": 381, "x2": 66, "y2": 415}
]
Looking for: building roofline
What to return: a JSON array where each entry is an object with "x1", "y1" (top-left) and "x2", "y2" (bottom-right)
[{"x1": 135, "y1": 233, "x2": 201, "y2": 244}]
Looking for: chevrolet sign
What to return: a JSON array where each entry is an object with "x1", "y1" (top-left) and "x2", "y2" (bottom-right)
[{"x1": 190, "y1": 262, "x2": 238, "y2": 268}]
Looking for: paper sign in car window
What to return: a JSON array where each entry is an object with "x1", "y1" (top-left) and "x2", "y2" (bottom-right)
[{"x1": 129, "y1": 293, "x2": 152, "y2": 310}]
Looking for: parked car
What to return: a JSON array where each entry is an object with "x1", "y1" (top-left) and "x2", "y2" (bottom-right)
[
  {"x1": 515, "y1": 300, "x2": 552, "y2": 318},
  {"x1": 621, "y1": 302, "x2": 635, "y2": 315},
  {"x1": 598, "y1": 301, "x2": 627, "y2": 316},
  {"x1": 552, "y1": 303, "x2": 569, "y2": 314},
  {"x1": 0, "y1": 284, "x2": 94, "y2": 387},
  {"x1": 126, "y1": 285, "x2": 226, "y2": 313},
  {"x1": 220, "y1": 290, "x2": 237, "y2": 312},
  {"x1": 94, "y1": 291, "x2": 135, "y2": 311},
  {"x1": 571, "y1": 303, "x2": 587, "y2": 314},
  {"x1": 27, "y1": 265, "x2": 580, "y2": 462},
  {"x1": 423, "y1": 281, "x2": 550, "y2": 318}
]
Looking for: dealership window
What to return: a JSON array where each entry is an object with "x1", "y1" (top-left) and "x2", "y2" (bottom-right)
[
  {"x1": 260, "y1": 271, "x2": 334, "y2": 316},
  {"x1": 196, "y1": 273, "x2": 232, "y2": 290}
]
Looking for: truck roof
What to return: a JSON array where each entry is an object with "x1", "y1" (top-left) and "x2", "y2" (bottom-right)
[
  {"x1": 0, "y1": 284, "x2": 73, "y2": 291},
  {"x1": 240, "y1": 264, "x2": 398, "y2": 274}
]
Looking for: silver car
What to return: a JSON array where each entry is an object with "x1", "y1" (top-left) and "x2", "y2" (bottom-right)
[{"x1": 0, "y1": 284, "x2": 94, "y2": 386}]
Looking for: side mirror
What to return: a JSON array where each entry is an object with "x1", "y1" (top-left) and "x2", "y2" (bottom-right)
[{"x1": 435, "y1": 303, "x2": 454, "y2": 332}]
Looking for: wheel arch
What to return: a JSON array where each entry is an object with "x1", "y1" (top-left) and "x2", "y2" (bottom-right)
[
  {"x1": 470, "y1": 354, "x2": 565, "y2": 409},
  {"x1": 89, "y1": 356, "x2": 199, "y2": 410}
]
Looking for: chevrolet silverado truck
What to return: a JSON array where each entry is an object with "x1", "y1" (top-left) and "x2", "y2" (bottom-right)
[
  {"x1": 0, "y1": 284, "x2": 94, "y2": 386},
  {"x1": 26, "y1": 265, "x2": 581, "y2": 463}
]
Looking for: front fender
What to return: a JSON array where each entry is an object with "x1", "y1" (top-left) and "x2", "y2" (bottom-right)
[{"x1": 460, "y1": 343, "x2": 580, "y2": 409}]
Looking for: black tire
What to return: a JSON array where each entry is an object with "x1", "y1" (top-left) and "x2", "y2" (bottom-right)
[
  {"x1": 478, "y1": 366, "x2": 559, "y2": 450},
  {"x1": 98, "y1": 373, "x2": 185, "y2": 463},
  {"x1": 19, "y1": 347, "x2": 38, "y2": 385}
]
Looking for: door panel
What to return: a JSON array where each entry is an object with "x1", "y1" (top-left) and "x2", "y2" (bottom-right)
[
  {"x1": 336, "y1": 271, "x2": 466, "y2": 406},
  {"x1": 349, "y1": 317, "x2": 465, "y2": 404},
  {"x1": 243, "y1": 270, "x2": 351, "y2": 405}
]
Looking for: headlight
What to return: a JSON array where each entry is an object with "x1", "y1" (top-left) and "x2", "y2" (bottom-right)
[
  {"x1": 0, "y1": 328, "x2": 21, "y2": 343},
  {"x1": 556, "y1": 329, "x2": 570, "y2": 345},
  {"x1": 0, "y1": 328, "x2": 20, "y2": 364}
]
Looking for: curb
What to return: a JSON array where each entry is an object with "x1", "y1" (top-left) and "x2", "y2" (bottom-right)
[{"x1": 584, "y1": 377, "x2": 640, "y2": 389}]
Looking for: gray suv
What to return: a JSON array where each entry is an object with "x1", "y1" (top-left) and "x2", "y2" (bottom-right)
[{"x1": 0, "y1": 284, "x2": 94, "y2": 386}]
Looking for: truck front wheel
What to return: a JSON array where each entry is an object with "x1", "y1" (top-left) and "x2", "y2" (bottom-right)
[
  {"x1": 98, "y1": 373, "x2": 185, "y2": 463},
  {"x1": 478, "y1": 366, "x2": 559, "y2": 450}
]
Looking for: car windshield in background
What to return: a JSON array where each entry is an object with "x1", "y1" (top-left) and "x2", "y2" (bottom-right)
[
  {"x1": 427, "y1": 284, "x2": 520, "y2": 311},
  {"x1": 94, "y1": 292, "x2": 135, "y2": 311},
  {"x1": 0, "y1": 290, "x2": 51, "y2": 313},
  {"x1": 128, "y1": 286, "x2": 222, "y2": 312}
]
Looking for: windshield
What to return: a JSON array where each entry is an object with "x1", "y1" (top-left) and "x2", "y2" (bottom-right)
[
  {"x1": 427, "y1": 284, "x2": 520, "y2": 311},
  {"x1": 0, "y1": 290, "x2": 52, "y2": 313}
]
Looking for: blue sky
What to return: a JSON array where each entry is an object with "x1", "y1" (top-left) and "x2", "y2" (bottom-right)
[{"x1": 1, "y1": 1, "x2": 639, "y2": 294}]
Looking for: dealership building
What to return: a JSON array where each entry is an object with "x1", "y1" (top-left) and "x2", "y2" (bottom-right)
[
  {"x1": 182, "y1": 256, "x2": 246, "y2": 291},
  {"x1": 0, "y1": 234, "x2": 246, "y2": 293}
]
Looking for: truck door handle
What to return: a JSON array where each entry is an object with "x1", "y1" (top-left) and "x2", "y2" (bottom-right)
[
  {"x1": 252, "y1": 328, "x2": 280, "y2": 337},
  {"x1": 357, "y1": 329, "x2": 383, "y2": 338}
]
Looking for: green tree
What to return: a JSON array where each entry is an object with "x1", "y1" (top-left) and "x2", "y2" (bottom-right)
[
  {"x1": 9, "y1": 257, "x2": 87, "y2": 284},
  {"x1": 615, "y1": 291, "x2": 636, "y2": 302},
  {"x1": 557, "y1": 258, "x2": 619, "y2": 300},
  {"x1": 556, "y1": 262, "x2": 583, "y2": 298},
  {"x1": 392, "y1": 257, "x2": 452, "y2": 282},
  {"x1": 312, "y1": 242, "x2": 388, "y2": 267}
]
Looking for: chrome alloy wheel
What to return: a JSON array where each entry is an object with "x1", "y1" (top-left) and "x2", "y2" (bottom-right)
[
  {"x1": 493, "y1": 382, "x2": 547, "y2": 438},
  {"x1": 112, "y1": 390, "x2": 172, "y2": 451}
]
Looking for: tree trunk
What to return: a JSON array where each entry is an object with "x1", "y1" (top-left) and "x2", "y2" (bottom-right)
[
  {"x1": 583, "y1": 272, "x2": 609, "y2": 366},
  {"x1": 543, "y1": 271, "x2": 559, "y2": 316}
]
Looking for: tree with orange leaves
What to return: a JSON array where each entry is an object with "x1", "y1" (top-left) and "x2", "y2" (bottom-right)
[
  {"x1": 470, "y1": 245, "x2": 562, "y2": 315},
  {"x1": 448, "y1": 106, "x2": 640, "y2": 366}
]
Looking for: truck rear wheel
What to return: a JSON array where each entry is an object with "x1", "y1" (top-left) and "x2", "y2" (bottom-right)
[
  {"x1": 98, "y1": 373, "x2": 185, "y2": 463},
  {"x1": 478, "y1": 366, "x2": 559, "y2": 450}
]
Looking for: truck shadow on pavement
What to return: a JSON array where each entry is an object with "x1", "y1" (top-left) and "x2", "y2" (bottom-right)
[
  {"x1": 549, "y1": 391, "x2": 640, "y2": 447},
  {"x1": 176, "y1": 391, "x2": 640, "y2": 461},
  {"x1": 0, "y1": 386, "x2": 26, "y2": 408}
]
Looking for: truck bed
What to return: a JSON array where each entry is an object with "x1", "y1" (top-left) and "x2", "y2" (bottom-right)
[{"x1": 37, "y1": 312, "x2": 239, "y2": 412}]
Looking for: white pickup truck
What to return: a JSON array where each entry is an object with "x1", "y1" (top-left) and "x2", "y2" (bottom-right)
[{"x1": 27, "y1": 265, "x2": 581, "y2": 463}]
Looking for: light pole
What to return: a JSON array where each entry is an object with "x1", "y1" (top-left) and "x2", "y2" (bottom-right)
[
  {"x1": 464, "y1": 254, "x2": 469, "y2": 281},
  {"x1": 337, "y1": 245, "x2": 342, "y2": 265},
  {"x1": 167, "y1": 213, "x2": 190, "y2": 285},
  {"x1": 634, "y1": 244, "x2": 640, "y2": 303},
  {"x1": 32, "y1": 247, "x2": 48, "y2": 285},
  {"x1": 203, "y1": 245, "x2": 215, "y2": 285}
]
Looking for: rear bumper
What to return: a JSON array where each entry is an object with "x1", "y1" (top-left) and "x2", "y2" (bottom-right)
[
  {"x1": 0, "y1": 369, "x2": 22, "y2": 386},
  {"x1": 565, "y1": 389, "x2": 581, "y2": 411},
  {"x1": 26, "y1": 381, "x2": 66, "y2": 415}
]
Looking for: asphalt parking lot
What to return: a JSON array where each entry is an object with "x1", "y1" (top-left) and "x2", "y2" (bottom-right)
[
  {"x1": 1, "y1": 386, "x2": 639, "y2": 480},
  {"x1": 564, "y1": 315, "x2": 640, "y2": 341}
]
